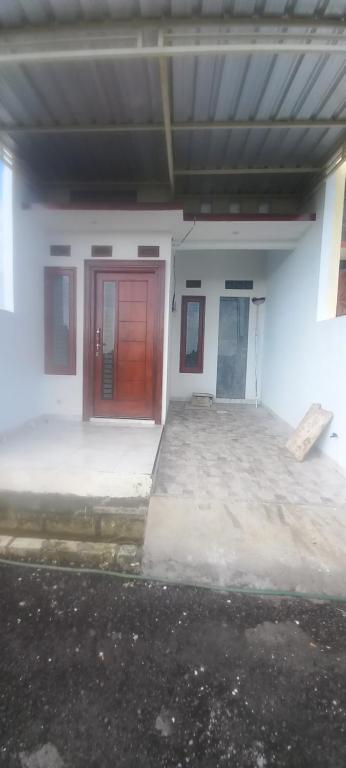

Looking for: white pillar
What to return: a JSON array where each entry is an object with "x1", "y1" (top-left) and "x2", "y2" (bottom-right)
[{"x1": 317, "y1": 162, "x2": 346, "y2": 321}]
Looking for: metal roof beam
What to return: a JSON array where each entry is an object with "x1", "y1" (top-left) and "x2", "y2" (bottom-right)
[
  {"x1": 4, "y1": 123, "x2": 163, "y2": 134},
  {"x1": 159, "y1": 57, "x2": 175, "y2": 195},
  {"x1": 3, "y1": 119, "x2": 346, "y2": 135},
  {"x1": 2, "y1": 15, "x2": 346, "y2": 38},
  {"x1": 0, "y1": 41, "x2": 344, "y2": 63},
  {"x1": 174, "y1": 119, "x2": 346, "y2": 132},
  {"x1": 175, "y1": 167, "x2": 320, "y2": 175},
  {"x1": 0, "y1": 24, "x2": 345, "y2": 64}
]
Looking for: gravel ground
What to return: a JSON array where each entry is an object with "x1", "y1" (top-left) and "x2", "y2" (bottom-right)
[{"x1": 0, "y1": 563, "x2": 346, "y2": 767}]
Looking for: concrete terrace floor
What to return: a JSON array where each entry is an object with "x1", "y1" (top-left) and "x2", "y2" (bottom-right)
[
  {"x1": 143, "y1": 403, "x2": 346, "y2": 596},
  {"x1": 0, "y1": 418, "x2": 163, "y2": 499},
  {"x1": 1, "y1": 563, "x2": 346, "y2": 768}
]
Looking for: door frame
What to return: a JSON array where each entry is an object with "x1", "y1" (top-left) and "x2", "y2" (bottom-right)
[{"x1": 83, "y1": 260, "x2": 165, "y2": 424}]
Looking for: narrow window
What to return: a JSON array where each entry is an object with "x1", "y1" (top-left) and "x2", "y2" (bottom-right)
[
  {"x1": 337, "y1": 260, "x2": 346, "y2": 317},
  {"x1": 44, "y1": 267, "x2": 76, "y2": 374},
  {"x1": 336, "y1": 188, "x2": 346, "y2": 317},
  {"x1": 180, "y1": 296, "x2": 205, "y2": 373},
  {"x1": 0, "y1": 147, "x2": 13, "y2": 312}
]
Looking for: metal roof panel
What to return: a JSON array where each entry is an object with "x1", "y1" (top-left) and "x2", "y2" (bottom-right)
[{"x1": 0, "y1": 0, "x2": 346, "y2": 26}]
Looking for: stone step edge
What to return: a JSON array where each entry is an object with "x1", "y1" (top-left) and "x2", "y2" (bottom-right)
[
  {"x1": 0, "y1": 507, "x2": 147, "y2": 543},
  {"x1": 0, "y1": 491, "x2": 150, "y2": 513},
  {"x1": 0, "y1": 535, "x2": 141, "y2": 573}
]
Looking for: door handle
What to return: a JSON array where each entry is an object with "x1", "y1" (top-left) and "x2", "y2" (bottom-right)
[{"x1": 96, "y1": 327, "x2": 101, "y2": 357}]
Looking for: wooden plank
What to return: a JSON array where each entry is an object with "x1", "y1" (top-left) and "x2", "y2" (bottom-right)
[{"x1": 286, "y1": 404, "x2": 333, "y2": 461}]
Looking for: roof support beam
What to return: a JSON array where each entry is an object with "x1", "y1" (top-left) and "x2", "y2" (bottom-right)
[
  {"x1": 2, "y1": 15, "x2": 346, "y2": 38},
  {"x1": 0, "y1": 39, "x2": 344, "y2": 63},
  {"x1": 175, "y1": 167, "x2": 320, "y2": 175},
  {"x1": 174, "y1": 119, "x2": 346, "y2": 132},
  {"x1": 4, "y1": 123, "x2": 163, "y2": 135},
  {"x1": 159, "y1": 57, "x2": 175, "y2": 195},
  {"x1": 4, "y1": 119, "x2": 346, "y2": 135},
  {"x1": 0, "y1": 23, "x2": 345, "y2": 65}
]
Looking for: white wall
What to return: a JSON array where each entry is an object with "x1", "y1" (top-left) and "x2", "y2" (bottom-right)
[
  {"x1": 170, "y1": 250, "x2": 267, "y2": 400},
  {"x1": 0, "y1": 170, "x2": 44, "y2": 432},
  {"x1": 41, "y1": 223, "x2": 172, "y2": 422},
  {"x1": 262, "y1": 182, "x2": 346, "y2": 470}
]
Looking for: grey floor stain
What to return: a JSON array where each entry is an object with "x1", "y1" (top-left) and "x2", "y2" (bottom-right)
[{"x1": 19, "y1": 744, "x2": 64, "y2": 768}]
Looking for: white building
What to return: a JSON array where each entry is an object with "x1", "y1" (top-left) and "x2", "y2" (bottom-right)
[{"x1": 0, "y1": 3, "x2": 345, "y2": 508}]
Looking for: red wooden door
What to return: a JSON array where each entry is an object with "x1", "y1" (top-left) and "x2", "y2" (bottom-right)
[{"x1": 93, "y1": 271, "x2": 156, "y2": 418}]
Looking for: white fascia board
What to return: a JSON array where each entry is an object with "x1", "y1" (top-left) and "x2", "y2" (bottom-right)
[{"x1": 174, "y1": 240, "x2": 298, "y2": 250}]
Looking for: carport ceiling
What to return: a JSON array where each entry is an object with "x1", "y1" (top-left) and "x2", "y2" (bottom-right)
[{"x1": 0, "y1": 0, "x2": 345, "y2": 198}]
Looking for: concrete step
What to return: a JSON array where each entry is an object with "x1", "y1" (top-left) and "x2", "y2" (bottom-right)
[
  {"x1": 0, "y1": 534, "x2": 141, "y2": 572},
  {"x1": 0, "y1": 491, "x2": 148, "y2": 544}
]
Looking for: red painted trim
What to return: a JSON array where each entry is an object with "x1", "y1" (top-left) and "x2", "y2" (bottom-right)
[{"x1": 183, "y1": 213, "x2": 317, "y2": 222}]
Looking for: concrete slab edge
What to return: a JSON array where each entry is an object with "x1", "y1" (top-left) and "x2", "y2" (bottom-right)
[
  {"x1": 0, "y1": 493, "x2": 148, "y2": 543},
  {"x1": 0, "y1": 535, "x2": 141, "y2": 573}
]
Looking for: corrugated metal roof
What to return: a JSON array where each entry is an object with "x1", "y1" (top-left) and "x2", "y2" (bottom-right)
[
  {"x1": 175, "y1": 171, "x2": 313, "y2": 196},
  {"x1": 171, "y1": 53, "x2": 346, "y2": 123},
  {"x1": 173, "y1": 125, "x2": 345, "y2": 169},
  {"x1": 0, "y1": 0, "x2": 345, "y2": 26},
  {"x1": 0, "y1": 0, "x2": 344, "y2": 195},
  {"x1": 13, "y1": 132, "x2": 167, "y2": 182},
  {"x1": 0, "y1": 59, "x2": 163, "y2": 128}
]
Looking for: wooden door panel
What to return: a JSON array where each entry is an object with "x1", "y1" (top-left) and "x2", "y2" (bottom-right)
[
  {"x1": 92, "y1": 270, "x2": 158, "y2": 419},
  {"x1": 118, "y1": 361, "x2": 146, "y2": 382},
  {"x1": 117, "y1": 381, "x2": 146, "y2": 401},
  {"x1": 84, "y1": 261, "x2": 164, "y2": 424},
  {"x1": 119, "y1": 301, "x2": 147, "y2": 322},
  {"x1": 117, "y1": 341, "x2": 146, "y2": 362},
  {"x1": 119, "y1": 281, "x2": 147, "y2": 301},
  {"x1": 118, "y1": 321, "x2": 146, "y2": 342}
]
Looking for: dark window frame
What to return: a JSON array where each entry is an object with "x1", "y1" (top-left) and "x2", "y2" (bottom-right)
[
  {"x1": 179, "y1": 295, "x2": 205, "y2": 374},
  {"x1": 44, "y1": 266, "x2": 76, "y2": 375}
]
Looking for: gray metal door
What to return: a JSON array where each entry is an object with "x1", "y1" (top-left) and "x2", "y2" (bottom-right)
[{"x1": 216, "y1": 297, "x2": 250, "y2": 399}]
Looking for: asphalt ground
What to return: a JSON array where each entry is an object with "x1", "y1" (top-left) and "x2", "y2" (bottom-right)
[{"x1": 0, "y1": 563, "x2": 346, "y2": 767}]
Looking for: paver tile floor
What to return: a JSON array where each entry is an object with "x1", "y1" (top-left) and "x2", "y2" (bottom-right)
[
  {"x1": 144, "y1": 404, "x2": 346, "y2": 594},
  {"x1": 154, "y1": 403, "x2": 346, "y2": 505}
]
